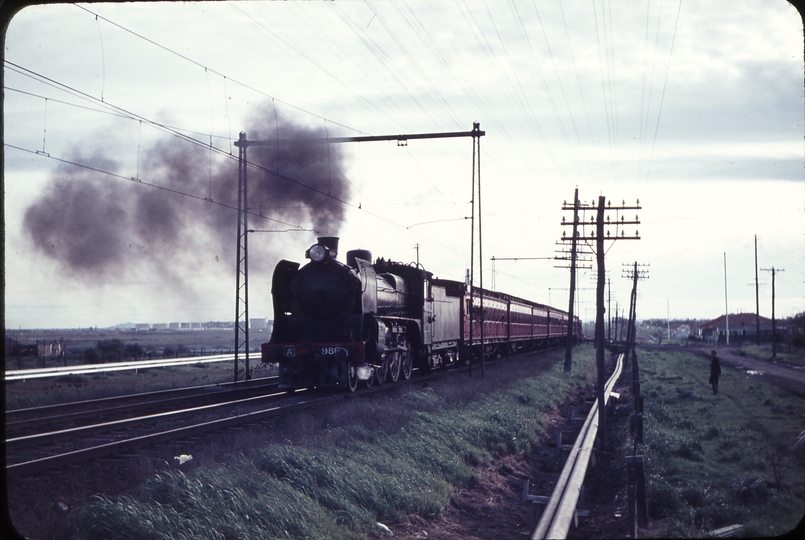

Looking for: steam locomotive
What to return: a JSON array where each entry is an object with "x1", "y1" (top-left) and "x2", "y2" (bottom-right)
[{"x1": 262, "y1": 237, "x2": 581, "y2": 391}]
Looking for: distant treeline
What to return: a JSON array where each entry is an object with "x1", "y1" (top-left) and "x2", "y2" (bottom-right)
[{"x1": 83, "y1": 339, "x2": 218, "y2": 364}]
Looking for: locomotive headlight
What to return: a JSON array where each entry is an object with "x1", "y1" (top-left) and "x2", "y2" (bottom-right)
[{"x1": 307, "y1": 243, "x2": 329, "y2": 262}]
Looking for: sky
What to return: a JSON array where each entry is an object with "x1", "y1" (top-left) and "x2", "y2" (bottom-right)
[{"x1": 3, "y1": 0, "x2": 804, "y2": 330}]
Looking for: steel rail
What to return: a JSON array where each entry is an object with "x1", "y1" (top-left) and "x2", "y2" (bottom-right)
[
  {"x1": 5, "y1": 389, "x2": 329, "y2": 478},
  {"x1": 6, "y1": 386, "x2": 291, "y2": 450},
  {"x1": 5, "y1": 376, "x2": 277, "y2": 422},
  {"x1": 5, "y1": 379, "x2": 280, "y2": 434},
  {"x1": 6, "y1": 354, "x2": 236, "y2": 381},
  {"x1": 532, "y1": 353, "x2": 624, "y2": 540},
  {"x1": 6, "y1": 345, "x2": 576, "y2": 478}
]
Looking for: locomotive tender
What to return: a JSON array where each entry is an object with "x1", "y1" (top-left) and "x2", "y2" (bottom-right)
[{"x1": 262, "y1": 237, "x2": 582, "y2": 391}]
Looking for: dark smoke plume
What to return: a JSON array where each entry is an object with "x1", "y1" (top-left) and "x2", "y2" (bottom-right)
[
  {"x1": 243, "y1": 105, "x2": 350, "y2": 235},
  {"x1": 23, "y1": 107, "x2": 351, "y2": 298}
]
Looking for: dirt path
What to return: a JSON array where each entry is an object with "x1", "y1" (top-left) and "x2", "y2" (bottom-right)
[{"x1": 671, "y1": 345, "x2": 805, "y2": 398}]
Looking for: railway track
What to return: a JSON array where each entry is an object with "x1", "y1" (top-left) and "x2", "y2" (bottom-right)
[
  {"x1": 5, "y1": 346, "x2": 568, "y2": 479},
  {"x1": 5, "y1": 376, "x2": 280, "y2": 436},
  {"x1": 5, "y1": 353, "x2": 237, "y2": 381},
  {"x1": 4, "y1": 377, "x2": 307, "y2": 478}
]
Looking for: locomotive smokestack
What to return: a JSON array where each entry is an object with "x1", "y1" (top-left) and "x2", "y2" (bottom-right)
[
  {"x1": 346, "y1": 249, "x2": 372, "y2": 268},
  {"x1": 317, "y1": 236, "x2": 339, "y2": 259}
]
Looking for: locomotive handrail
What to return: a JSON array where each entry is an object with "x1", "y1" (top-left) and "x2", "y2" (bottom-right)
[{"x1": 531, "y1": 352, "x2": 624, "y2": 540}]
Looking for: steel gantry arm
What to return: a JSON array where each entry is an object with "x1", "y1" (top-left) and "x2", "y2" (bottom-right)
[{"x1": 232, "y1": 124, "x2": 485, "y2": 381}]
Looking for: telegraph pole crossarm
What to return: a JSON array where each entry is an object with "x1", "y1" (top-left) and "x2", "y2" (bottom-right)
[{"x1": 559, "y1": 194, "x2": 642, "y2": 449}]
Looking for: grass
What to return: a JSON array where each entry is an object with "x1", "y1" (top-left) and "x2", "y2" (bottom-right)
[
  {"x1": 735, "y1": 343, "x2": 805, "y2": 367},
  {"x1": 63, "y1": 345, "x2": 599, "y2": 539},
  {"x1": 625, "y1": 348, "x2": 805, "y2": 537}
]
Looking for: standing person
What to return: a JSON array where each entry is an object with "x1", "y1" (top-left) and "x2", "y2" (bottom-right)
[{"x1": 709, "y1": 350, "x2": 721, "y2": 394}]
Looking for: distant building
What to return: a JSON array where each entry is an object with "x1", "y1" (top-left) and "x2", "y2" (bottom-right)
[
  {"x1": 135, "y1": 323, "x2": 150, "y2": 332},
  {"x1": 670, "y1": 323, "x2": 690, "y2": 340},
  {"x1": 203, "y1": 321, "x2": 235, "y2": 330},
  {"x1": 689, "y1": 313, "x2": 777, "y2": 344},
  {"x1": 250, "y1": 318, "x2": 268, "y2": 330},
  {"x1": 38, "y1": 339, "x2": 66, "y2": 358}
]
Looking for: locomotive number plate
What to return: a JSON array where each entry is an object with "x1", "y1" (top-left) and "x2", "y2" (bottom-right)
[
  {"x1": 321, "y1": 346, "x2": 348, "y2": 356},
  {"x1": 283, "y1": 346, "x2": 296, "y2": 357}
]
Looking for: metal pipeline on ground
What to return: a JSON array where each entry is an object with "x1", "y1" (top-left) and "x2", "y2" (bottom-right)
[{"x1": 532, "y1": 353, "x2": 624, "y2": 540}]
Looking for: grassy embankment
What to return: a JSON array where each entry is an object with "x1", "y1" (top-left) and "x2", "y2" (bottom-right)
[
  {"x1": 626, "y1": 347, "x2": 805, "y2": 537},
  {"x1": 63, "y1": 345, "x2": 598, "y2": 539}
]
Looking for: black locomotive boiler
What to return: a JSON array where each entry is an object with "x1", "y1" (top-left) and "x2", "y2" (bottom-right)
[{"x1": 262, "y1": 237, "x2": 581, "y2": 391}]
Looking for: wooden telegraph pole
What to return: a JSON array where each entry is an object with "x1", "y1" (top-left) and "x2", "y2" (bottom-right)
[
  {"x1": 760, "y1": 266, "x2": 784, "y2": 358},
  {"x1": 560, "y1": 195, "x2": 641, "y2": 448}
]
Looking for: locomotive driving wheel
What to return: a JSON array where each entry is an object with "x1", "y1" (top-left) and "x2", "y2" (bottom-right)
[
  {"x1": 389, "y1": 351, "x2": 401, "y2": 382},
  {"x1": 374, "y1": 354, "x2": 389, "y2": 385},
  {"x1": 401, "y1": 350, "x2": 412, "y2": 380},
  {"x1": 347, "y1": 362, "x2": 358, "y2": 392}
]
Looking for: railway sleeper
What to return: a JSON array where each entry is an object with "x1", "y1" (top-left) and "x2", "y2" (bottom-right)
[{"x1": 523, "y1": 479, "x2": 589, "y2": 527}]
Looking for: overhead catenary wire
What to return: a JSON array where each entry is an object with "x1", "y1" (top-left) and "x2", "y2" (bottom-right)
[
  {"x1": 5, "y1": 61, "x2": 352, "y2": 209},
  {"x1": 76, "y1": 2, "x2": 584, "y2": 236},
  {"x1": 3, "y1": 142, "x2": 301, "y2": 229},
  {"x1": 644, "y1": 0, "x2": 683, "y2": 183},
  {"x1": 73, "y1": 3, "x2": 363, "y2": 135},
  {"x1": 14, "y1": 4, "x2": 680, "y2": 281},
  {"x1": 7, "y1": 59, "x2": 477, "y2": 272},
  {"x1": 4, "y1": 86, "x2": 233, "y2": 144}
]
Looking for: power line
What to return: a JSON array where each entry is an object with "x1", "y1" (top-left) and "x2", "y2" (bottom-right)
[
  {"x1": 5, "y1": 60, "x2": 360, "y2": 211},
  {"x1": 4, "y1": 86, "x2": 234, "y2": 143},
  {"x1": 4, "y1": 141, "x2": 306, "y2": 228},
  {"x1": 72, "y1": 3, "x2": 363, "y2": 136}
]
